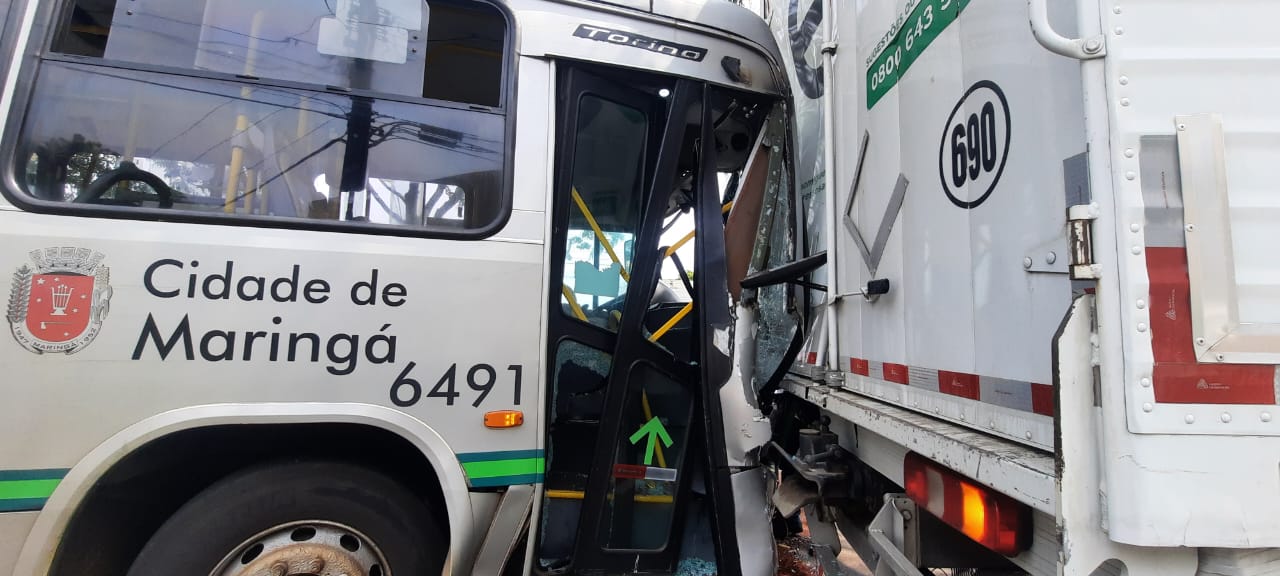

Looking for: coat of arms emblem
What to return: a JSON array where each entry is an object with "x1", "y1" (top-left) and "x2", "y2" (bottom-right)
[{"x1": 6, "y1": 247, "x2": 112, "y2": 354}]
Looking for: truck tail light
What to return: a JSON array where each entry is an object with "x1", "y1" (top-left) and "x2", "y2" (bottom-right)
[{"x1": 903, "y1": 452, "x2": 1031, "y2": 556}]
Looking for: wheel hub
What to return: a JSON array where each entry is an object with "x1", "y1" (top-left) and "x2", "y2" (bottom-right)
[
  {"x1": 212, "y1": 522, "x2": 389, "y2": 576},
  {"x1": 238, "y1": 542, "x2": 362, "y2": 576}
]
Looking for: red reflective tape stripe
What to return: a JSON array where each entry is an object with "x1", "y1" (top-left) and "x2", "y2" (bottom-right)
[
  {"x1": 1147, "y1": 248, "x2": 1197, "y2": 363},
  {"x1": 883, "y1": 363, "x2": 909, "y2": 384},
  {"x1": 1031, "y1": 384, "x2": 1054, "y2": 416},
  {"x1": 613, "y1": 464, "x2": 646, "y2": 479},
  {"x1": 937, "y1": 371, "x2": 980, "y2": 400},
  {"x1": 1146, "y1": 247, "x2": 1278, "y2": 405},
  {"x1": 1152, "y1": 364, "x2": 1276, "y2": 405},
  {"x1": 851, "y1": 358, "x2": 870, "y2": 376}
]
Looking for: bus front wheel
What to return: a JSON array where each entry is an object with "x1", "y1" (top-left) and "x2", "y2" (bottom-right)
[{"x1": 126, "y1": 460, "x2": 446, "y2": 576}]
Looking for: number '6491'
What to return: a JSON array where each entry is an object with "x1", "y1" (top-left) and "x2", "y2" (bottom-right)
[{"x1": 390, "y1": 362, "x2": 523, "y2": 408}]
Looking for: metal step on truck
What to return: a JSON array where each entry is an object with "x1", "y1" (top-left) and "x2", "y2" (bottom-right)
[{"x1": 755, "y1": 0, "x2": 1280, "y2": 574}]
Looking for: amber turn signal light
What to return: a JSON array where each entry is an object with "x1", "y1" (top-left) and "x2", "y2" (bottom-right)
[{"x1": 484, "y1": 410, "x2": 524, "y2": 429}]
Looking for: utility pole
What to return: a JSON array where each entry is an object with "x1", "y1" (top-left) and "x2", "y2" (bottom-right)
[{"x1": 340, "y1": 58, "x2": 374, "y2": 221}]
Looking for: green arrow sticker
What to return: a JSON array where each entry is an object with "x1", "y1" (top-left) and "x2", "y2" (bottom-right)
[{"x1": 629, "y1": 416, "x2": 673, "y2": 466}]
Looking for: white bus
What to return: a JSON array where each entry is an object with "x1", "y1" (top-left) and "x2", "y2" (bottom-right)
[{"x1": 0, "y1": 0, "x2": 810, "y2": 574}]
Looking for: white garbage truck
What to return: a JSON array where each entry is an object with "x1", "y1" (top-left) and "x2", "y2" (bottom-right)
[{"x1": 757, "y1": 0, "x2": 1280, "y2": 574}]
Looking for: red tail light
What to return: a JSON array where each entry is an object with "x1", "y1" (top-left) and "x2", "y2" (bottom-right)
[{"x1": 903, "y1": 452, "x2": 1031, "y2": 556}]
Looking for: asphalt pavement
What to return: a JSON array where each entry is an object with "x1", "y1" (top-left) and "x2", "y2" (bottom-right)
[{"x1": 776, "y1": 520, "x2": 871, "y2": 576}]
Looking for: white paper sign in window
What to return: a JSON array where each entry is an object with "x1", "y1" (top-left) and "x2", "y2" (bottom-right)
[
  {"x1": 318, "y1": 18, "x2": 410, "y2": 64},
  {"x1": 336, "y1": 0, "x2": 424, "y2": 31}
]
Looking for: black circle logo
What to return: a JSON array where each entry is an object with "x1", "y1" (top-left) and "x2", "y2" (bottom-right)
[{"x1": 938, "y1": 80, "x2": 1011, "y2": 209}]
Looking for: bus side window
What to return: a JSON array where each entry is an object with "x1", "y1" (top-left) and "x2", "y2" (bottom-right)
[{"x1": 16, "y1": 0, "x2": 510, "y2": 235}]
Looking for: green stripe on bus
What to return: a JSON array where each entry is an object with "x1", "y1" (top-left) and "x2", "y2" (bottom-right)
[
  {"x1": 0, "y1": 498, "x2": 51, "y2": 513},
  {"x1": 456, "y1": 449, "x2": 543, "y2": 463},
  {"x1": 0, "y1": 479, "x2": 61, "y2": 501},
  {"x1": 0, "y1": 469, "x2": 69, "y2": 482},
  {"x1": 462, "y1": 458, "x2": 545, "y2": 479}
]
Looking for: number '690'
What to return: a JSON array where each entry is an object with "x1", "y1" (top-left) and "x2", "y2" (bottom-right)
[
  {"x1": 949, "y1": 101, "x2": 999, "y2": 188},
  {"x1": 937, "y1": 80, "x2": 1010, "y2": 210}
]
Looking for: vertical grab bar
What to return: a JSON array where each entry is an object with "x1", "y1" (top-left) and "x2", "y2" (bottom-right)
[{"x1": 1028, "y1": 0, "x2": 1106, "y2": 60}]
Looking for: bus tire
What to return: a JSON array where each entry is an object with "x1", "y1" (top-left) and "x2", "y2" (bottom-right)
[{"x1": 126, "y1": 460, "x2": 445, "y2": 576}]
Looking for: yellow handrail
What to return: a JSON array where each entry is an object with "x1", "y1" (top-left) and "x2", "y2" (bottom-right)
[
  {"x1": 571, "y1": 187, "x2": 631, "y2": 283},
  {"x1": 561, "y1": 284, "x2": 588, "y2": 321},
  {"x1": 664, "y1": 231, "x2": 695, "y2": 259},
  {"x1": 662, "y1": 201, "x2": 733, "y2": 259},
  {"x1": 649, "y1": 302, "x2": 693, "y2": 343},
  {"x1": 224, "y1": 11, "x2": 266, "y2": 213}
]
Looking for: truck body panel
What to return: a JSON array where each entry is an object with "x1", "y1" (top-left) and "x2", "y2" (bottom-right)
[{"x1": 764, "y1": 0, "x2": 1280, "y2": 572}]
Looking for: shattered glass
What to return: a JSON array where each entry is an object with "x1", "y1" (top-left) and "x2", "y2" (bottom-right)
[{"x1": 749, "y1": 110, "x2": 800, "y2": 394}]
